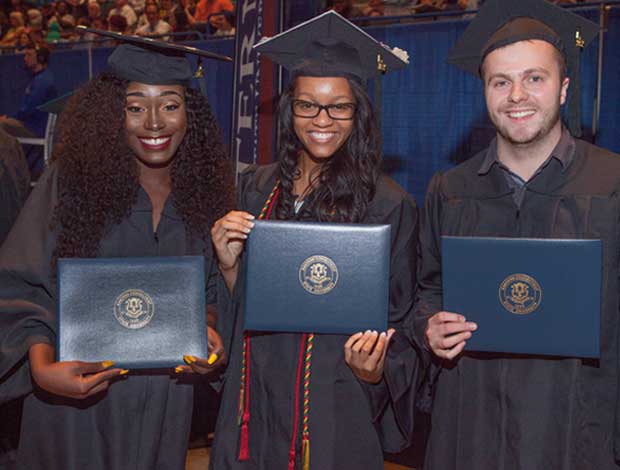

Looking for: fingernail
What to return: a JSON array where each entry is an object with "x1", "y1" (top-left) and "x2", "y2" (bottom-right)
[
  {"x1": 184, "y1": 355, "x2": 197, "y2": 364},
  {"x1": 101, "y1": 361, "x2": 114, "y2": 369},
  {"x1": 365, "y1": 330, "x2": 371, "y2": 334},
  {"x1": 174, "y1": 366, "x2": 184, "y2": 373},
  {"x1": 380, "y1": 332, "x2": 386, "y2": 337},
  {"x1": 119, "y1": 369, "x2": 129, "y2": 375},
  {"x1": 207, "y1": 353, "x2": 218, "y2": 365}
]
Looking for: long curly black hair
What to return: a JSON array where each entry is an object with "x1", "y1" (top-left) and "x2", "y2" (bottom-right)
[
  {"x1": 275, "y1": 77, "x2": 381, "y2": 223},
  {"x1": 51, "y1": 72, "x2": 234, "y2": 264}
]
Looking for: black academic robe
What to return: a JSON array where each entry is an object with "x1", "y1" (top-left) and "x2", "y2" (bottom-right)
[
  {"x1": 415, "y1": 138, "x2": 620, "y2": 470},
  {"x1": 0, "y1": 166, "x2": 221, "y2": 470},
  {"x1": 0, "y1": 128, "x2": 30, "y2": 247},
  {"x1": 210, "y1": 164, "x2": 422, "y2": 470}
]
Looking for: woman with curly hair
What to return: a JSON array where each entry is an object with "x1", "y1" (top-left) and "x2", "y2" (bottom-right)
[
  {"x1": 0, "y1": 35, "x2": 234, "y2": 469},
  {"x1": 209, "y1": 12, "x2": 423, "y2": 470}
]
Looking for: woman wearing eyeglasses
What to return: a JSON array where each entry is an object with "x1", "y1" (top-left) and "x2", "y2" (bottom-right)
[{"x1": 210, "y1": 11, "x2": 423, "y2": 470}]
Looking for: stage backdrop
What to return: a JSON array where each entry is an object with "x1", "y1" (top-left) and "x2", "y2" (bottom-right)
[{"x1": 0, "y1": 6, "x2": 618, "y2": 204}]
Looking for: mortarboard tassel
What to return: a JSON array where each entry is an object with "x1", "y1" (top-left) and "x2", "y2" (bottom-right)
[
  {"x1": 195, "y1": 59, "x2": 207, "y2": 97},
  {"x1": 194, "y1": 58, "x2": 205, "y2": 78}
]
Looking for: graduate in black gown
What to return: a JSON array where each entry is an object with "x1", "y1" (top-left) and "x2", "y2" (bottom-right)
[
  {"x1": 414, "y1": 1, "x2": 620, "y2": 468},
  {"x1": 209, "y1": 11, "x2": 423, "y2": 470},
  {"x1": 0, "y1": 32, "x2": 234, "y2": 470}
]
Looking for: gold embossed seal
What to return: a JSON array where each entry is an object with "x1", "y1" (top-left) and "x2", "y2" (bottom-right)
[
  {"x1": 499, "y1": 274, "x2": 542, "y2": 315},
  {"x1": 113, "y1": 289, "x2": 155, "y2": 329},
  {"x1": 299, "y1": 255, "x2": 339, "y2": 295}
]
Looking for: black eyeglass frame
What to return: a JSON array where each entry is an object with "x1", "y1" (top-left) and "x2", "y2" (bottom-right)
[{"x1": 291, "y1": 99, "x2": 357, "y2": 120}]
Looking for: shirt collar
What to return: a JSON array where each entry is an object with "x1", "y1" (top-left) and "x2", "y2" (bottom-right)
[
  {"x1": 478, "y1": 126, "x2": 576, "y2": 176},
  {"x1": 134, "y1": 185, "x2": 182, "y2": 220}
]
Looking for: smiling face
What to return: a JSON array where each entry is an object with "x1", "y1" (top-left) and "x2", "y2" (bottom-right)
[
  {"x1": 124, "y1": 82, "x2": 187, "y2": 170},
  {"x1": 482, "y1": 40, "x2": 569, "y2": 148},
  {"x1": 292, "y1": 76, "x2": 355, "y2": 163}
]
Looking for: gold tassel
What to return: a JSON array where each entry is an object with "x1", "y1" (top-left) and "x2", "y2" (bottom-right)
[
  {"x1": 194, "y1": 61, "x2": 205, "y2": 78},
  {"x1": 302, "y1": 438, "x2": 310, "y2": 470}
]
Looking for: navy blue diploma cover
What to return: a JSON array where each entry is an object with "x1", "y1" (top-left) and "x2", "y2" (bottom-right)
[
  {"x1": 442, "y1": 237, "x2": 602, "y2": 358},
  {"x1": 243, "y1": 220, "x2": 391, "y2": 334},
  {"x1": 57, "y1": 256, "x2": 208, "y2": 368}
]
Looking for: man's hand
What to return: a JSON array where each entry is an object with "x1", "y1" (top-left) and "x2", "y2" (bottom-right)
[{"x1": 426, "y1": 311, "x2": 477, "y2": 360}]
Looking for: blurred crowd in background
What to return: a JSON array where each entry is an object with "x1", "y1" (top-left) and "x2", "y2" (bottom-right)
[{"x1": 0, "y1": 0, "x2": 601, "y2": 54}]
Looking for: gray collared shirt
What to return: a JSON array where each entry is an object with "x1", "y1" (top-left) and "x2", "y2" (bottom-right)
[{"x1": 477, "y1": 127, "x2": 576, "y2": 207}]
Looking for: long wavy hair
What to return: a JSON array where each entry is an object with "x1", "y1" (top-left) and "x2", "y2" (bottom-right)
[
  {"x1": 51, "y1": 72, "x2": 234, "y2": 265},
  {"x1": 275, "y1": 76, "x2": 381, "y2": 223}
]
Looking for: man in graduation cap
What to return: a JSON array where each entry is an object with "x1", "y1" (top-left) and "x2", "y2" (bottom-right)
[
  {"x1": 0, "y1": 31, "x2": 234, "y2": 469},
  {"x1": 415, "y1": 0, "x2": 620, "y2": 468}
]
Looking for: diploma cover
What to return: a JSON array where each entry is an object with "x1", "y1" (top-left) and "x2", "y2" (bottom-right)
[
  {"x1": 442, "y1": 237, "x2": 601, "y2": 358},
  {"x1": 244, "y1": 220, "x2": 391, "y2": 334},
  {"x1": 57, "y1": 256, "x2": 208, "y2": 368}
]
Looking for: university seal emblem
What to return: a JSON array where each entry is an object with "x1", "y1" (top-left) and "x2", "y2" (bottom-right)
[
  {"x1": 499, "y1": 274, "x2": 542, "y2": 315},
  {"x1": 299, "y1": 255, "x2": 339, "y2": 295},
  {"x1": 113, "y1": 289, "x2": 155, "y2": 329}
]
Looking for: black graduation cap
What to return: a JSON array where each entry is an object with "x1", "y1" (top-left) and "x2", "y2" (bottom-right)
[
  {"x1": 447, "y1": 0, "x2": 599, "y2": 136},
  {"x1": 253, "y1": 10, "x2": 409, "y2": 82},
  {"x1": 76, "y1": 26, "x2": 232, "y2": 86}
]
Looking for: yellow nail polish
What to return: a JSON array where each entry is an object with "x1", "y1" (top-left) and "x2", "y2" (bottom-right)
[
  {"x1": 119, "y1": 369, "x2": 129, "y2": 375},
  {"x1": 101, "y1": 361, "x2": 114, "y2": 369},
  {"x1": 174, "y1": 366, "x2": 184, "y2": 373},
  {"x1": 207, "y1": 353, "x2": 218, "y2": 365},
  {"x1": 184, "y1": 355, "x2": 197, "y2": 364}
]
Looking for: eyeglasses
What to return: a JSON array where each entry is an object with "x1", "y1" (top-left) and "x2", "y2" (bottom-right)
[{"x1": 291, "y1": 99, "x2": 356, "y2": 120}]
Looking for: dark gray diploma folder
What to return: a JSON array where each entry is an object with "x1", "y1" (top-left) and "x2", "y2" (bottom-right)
[
  {"x1": 442, "y1": 237, "x2": 601, "y2": 358},
  {"x1": 57, "y1": 256, "x2": 208, "y2": 368},
  {"x1": 244, "y1": 220, "x2": 391, "y2": 334}
]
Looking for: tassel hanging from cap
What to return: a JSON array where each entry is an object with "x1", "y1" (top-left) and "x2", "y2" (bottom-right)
[
  {"x1": 194, "y1": 58, "x2": 205, "y2": 78},
  {"x1": 194, "y1": 59, "x2": 208, "y2": 96}
]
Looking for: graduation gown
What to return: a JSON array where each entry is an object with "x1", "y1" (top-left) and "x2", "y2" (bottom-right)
[
  {"x1": 210, "y1": 163, "x2": 422, "y2": 470},
  {"x1": 0, "y1": 166, "x2": 222, "y2": 470},
  {"x1": 415, "y1": 138, "x2": 620, "y2": 470},
  {"x1": 0, "y1": 128, "x2": 30, "y2": 247}
]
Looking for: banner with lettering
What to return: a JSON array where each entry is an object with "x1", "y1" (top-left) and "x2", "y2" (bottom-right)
[{"x1": 231, "y1": 0, "x2": 280, "y2": 169}]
